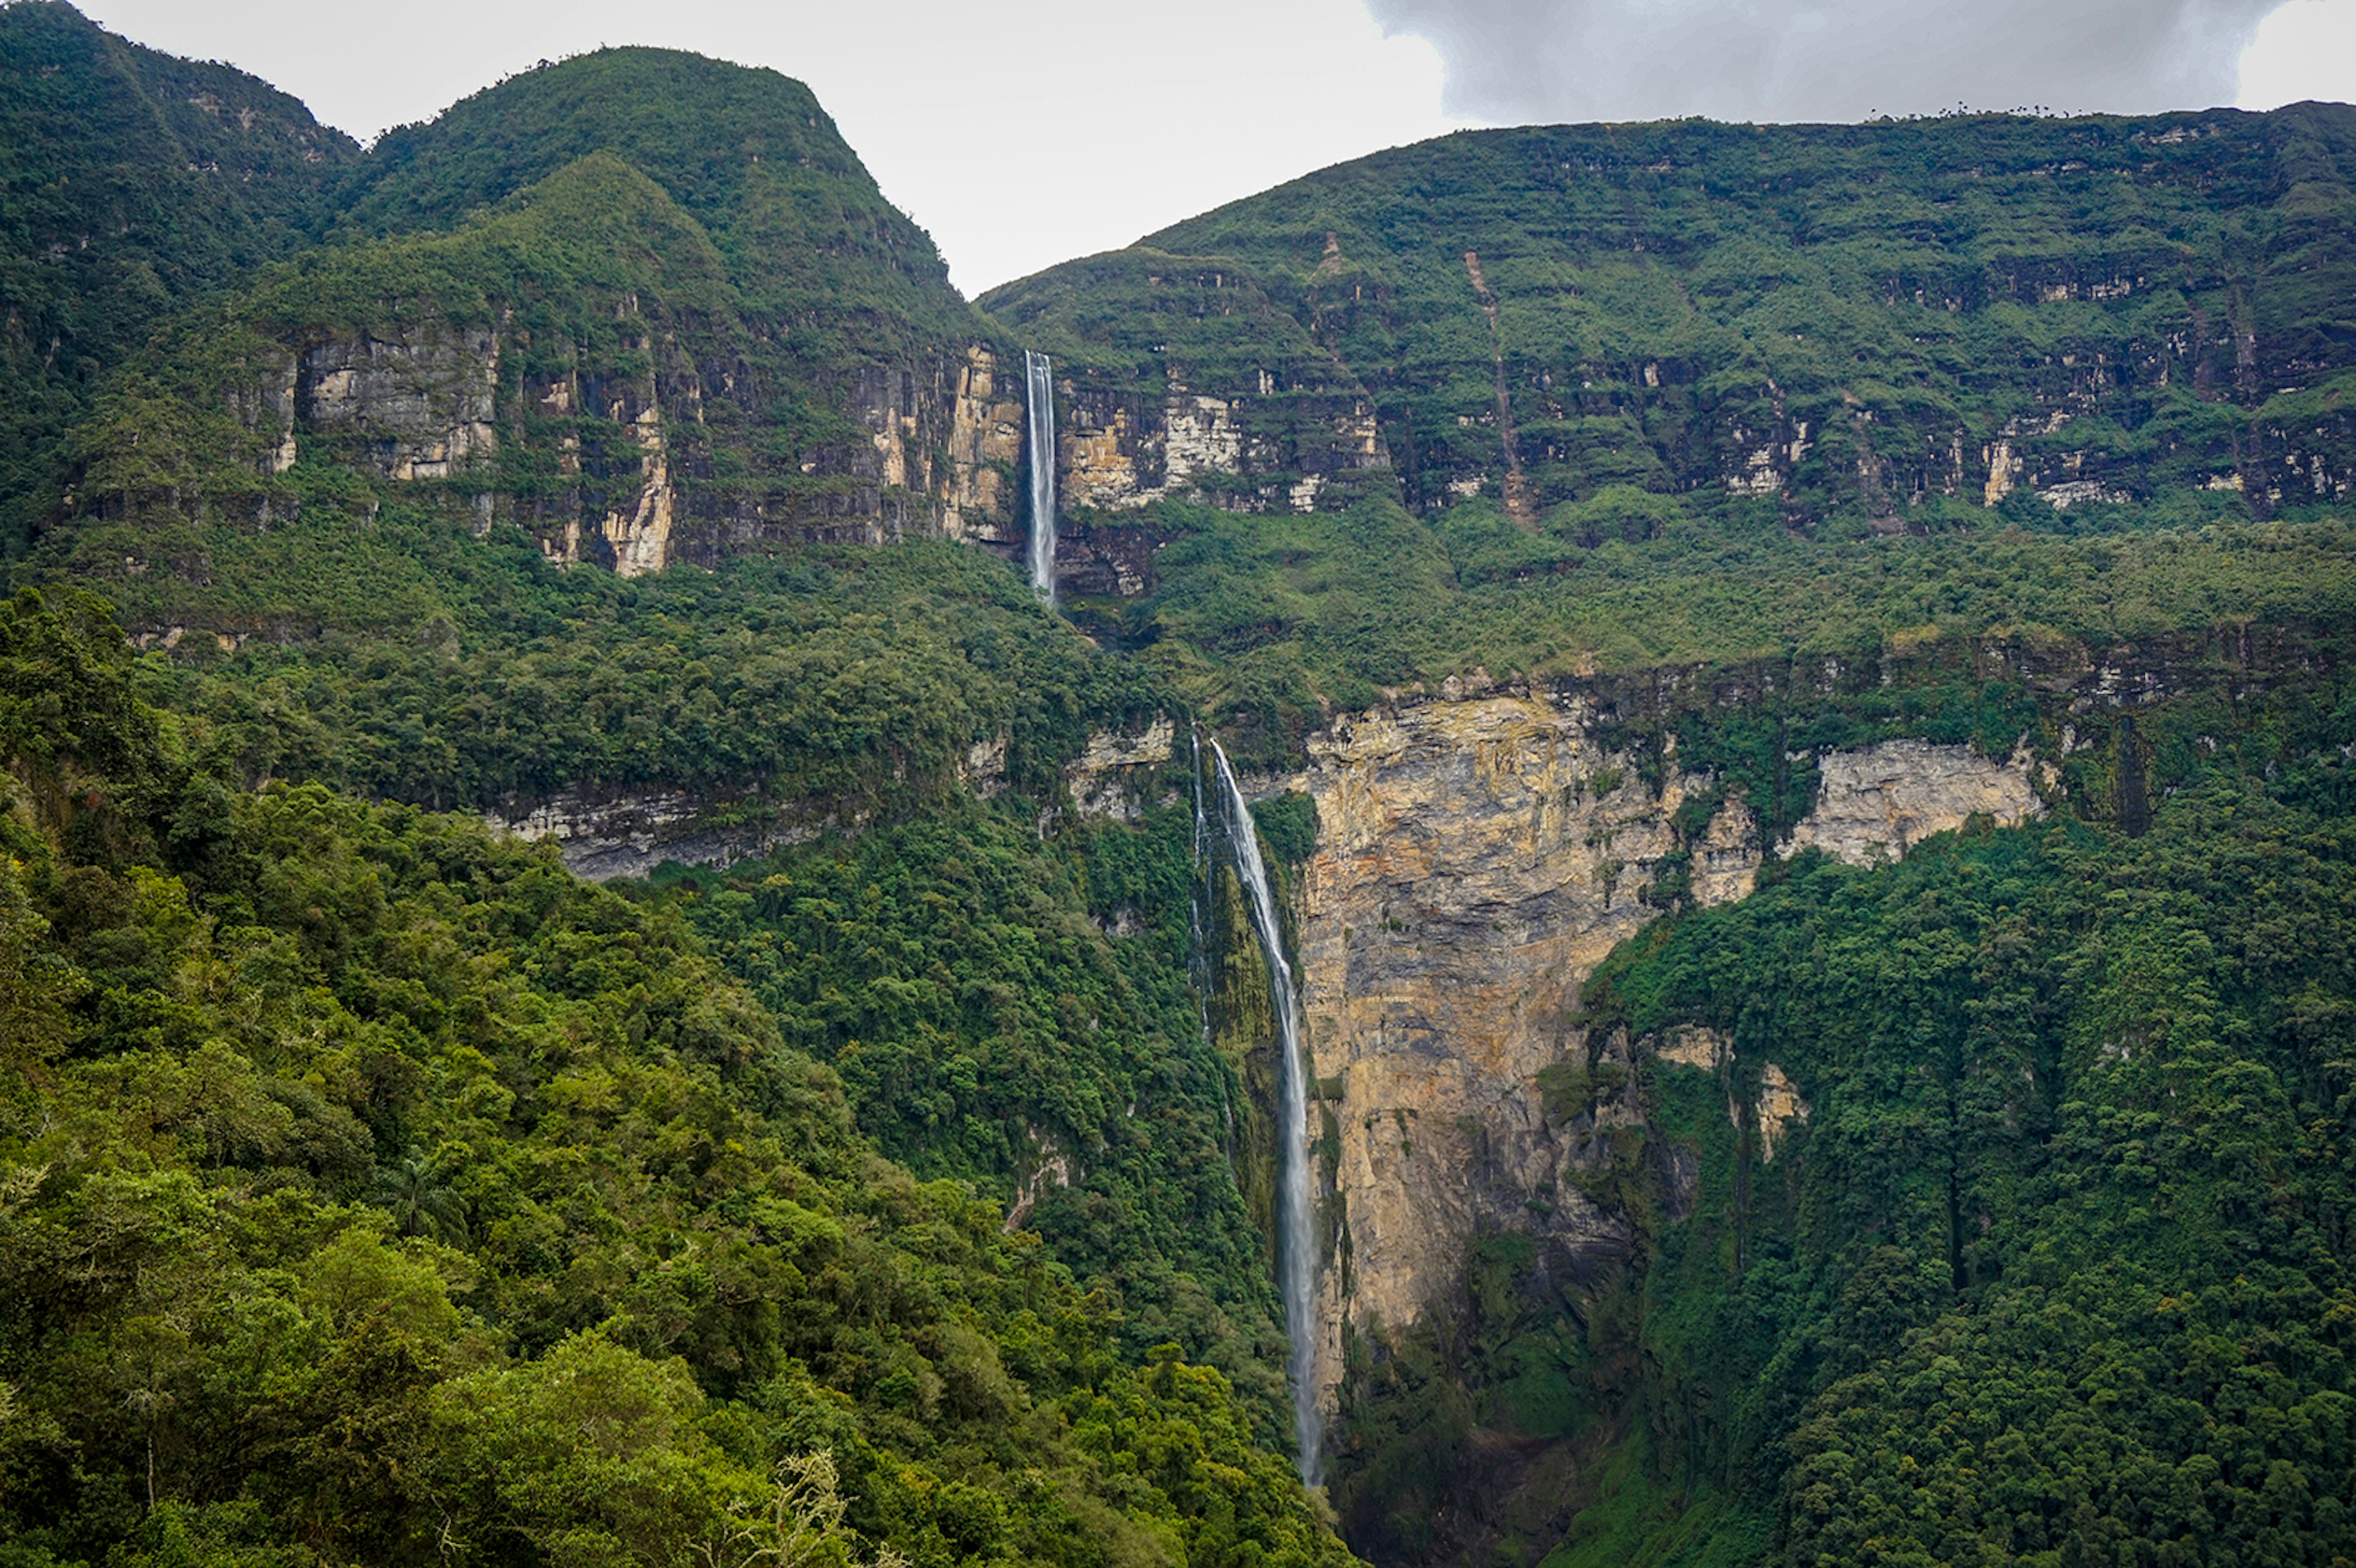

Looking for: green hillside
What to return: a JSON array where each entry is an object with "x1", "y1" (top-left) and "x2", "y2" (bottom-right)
[
  {"x1": 336, "y1": 44, "x2": 970, "y2": 355},
  {"x1": 0, "y1": 0, "x2": 359, "y2": 553},
  {"x1": 992, "y1": 107, "x2": 2356, "y2": 523},
  {"x1": 0, "y1": 588, "x2": 1345, "y2": 1568},
  {"x1": 34, "y1": 41, "x2": 1022, "y2": 576}
]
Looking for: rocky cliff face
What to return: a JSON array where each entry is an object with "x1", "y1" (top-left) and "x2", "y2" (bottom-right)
[
  {"x1": 993, "y1": 110, "x2": 2356, "y2": 532},
  {"x1": 290, "y1": 326, "x2": 501, "y2": 486},
  {"x1": 1055, "y1": 374, "x2": 1395, "y2": 518},
  {"x1": 1262, "y1": 691, "x2": 2043, "y2": 1410},
  {"x1": 482, "y1": 785, "x2": 830, "y2": 882},
  {"x1": 221, "y1": 313, "x2": 1029, "y2": 571},
  {"x1": 1783, "y1": 737, "x2": 2046, "y2": 863}
]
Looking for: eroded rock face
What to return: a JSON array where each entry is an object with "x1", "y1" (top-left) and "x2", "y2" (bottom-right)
[
  {"x1": 1060, "y1": 717, "x2": 1178, "y2": 823},
  {"x1": 484, "y1": 788, "x2": 822, "y2": 882},
  {"x1": 1784, "y1": 739, "x2": 2044, "y2": 864},
  {"x1": 1277, "y1": 694, "x2": 2049, "y2": 1412},
  {"x1": 299, "y1": 326, "x2": 499, "y2": 483},
  {"x1": 942, "y1": 347, "x2": 1026, "y2": 545},
  {"x1": 1057, "y1": 377, "x2": 1393, "y2": 520},
  {"x1": 1287, "y1": 691, "x2": 1758, "y2": 1405},
  {"x1": 218, "y1": 324, "x2": 1027, "y2": 566}
]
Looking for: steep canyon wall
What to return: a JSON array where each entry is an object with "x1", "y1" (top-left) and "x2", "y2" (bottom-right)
[
  {"x1": 217, "y1": 321, "x2": 1033, "y2": 573},
  {"x1": 1274, "y1": 697, "x2": 2042, "y2": 1412},
  {"x1": 1217, "y1": 621, "x2": 2335, "y2": 1428}
]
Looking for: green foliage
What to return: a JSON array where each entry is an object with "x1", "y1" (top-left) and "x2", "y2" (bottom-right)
[
  {"x1": 1108, "y1": 488, "x2": 2354, "y2": 767},
  {"x1": 652, "y1": 796, "x2": 1295, "y2": 1426},
  {"x1": 1548, "y1": 755, "x2": 2356, "y2": 1565},
  {"x1": 1249, "y1": 793, "x2": 1319, "y2": 867},
  {"x1": 31, "y1": 509, "x2": 1156, "y2": 815},
  {"x1": 1539, "y1": 1435, "x2": 1773, "y2": 1568},
  {"x1": 0, "y1": 591, "x2": 1353, "y2": 1568},
  {"x1": 337, "y1": 45, "x2": 968, "y2": 353},
  {"x1": 0, "y1": 1, "x2": 358, "y2": 552}
]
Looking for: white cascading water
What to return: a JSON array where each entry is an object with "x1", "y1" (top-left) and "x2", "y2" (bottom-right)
[
  {"x1": 1023, "y1": 350, "x2": 1057, "y2": 602},
  {"x1": 1210, "y1": 740, "x2": 1322, "y2": 1486}
]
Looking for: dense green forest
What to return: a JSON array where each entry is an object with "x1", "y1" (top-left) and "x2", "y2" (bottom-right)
[
  {"x1": 7, "y1": 5, "x2": 2356, "y2": 1566},
  {"x1": 0, "y1": 588, "x2": 1346, "y2": 1568}
]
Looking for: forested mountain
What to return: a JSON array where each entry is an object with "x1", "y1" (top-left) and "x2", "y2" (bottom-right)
[
  {"x1": 0, "y1": 0, "x2": 358, "y2": 553},
  {"x1": 0, "y1": 589, "x2": 1343, "y2": 1568},
  {"x1": 3, "y1": 7, "x2": 2355, "y2": 1567},
  {"x1": 990, "y1": 107, "x2": 2356, "y2": 523},
  {"x1": 37, "y1": 42, "x2": 1030, "y2": 572}
]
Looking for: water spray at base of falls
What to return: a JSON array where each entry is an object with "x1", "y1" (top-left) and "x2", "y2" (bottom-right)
[
  {"x1": 1209, "y1": 740, "x2": 1323, "y2": 1488},
  {"x1": 1023, "y1": 351, "x2": 1057, "y2": 604}
]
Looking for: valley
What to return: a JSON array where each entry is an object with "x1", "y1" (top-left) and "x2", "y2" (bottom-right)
[{"x1": 3, "y1": 5, "x2": 2355, "y2": 1565}]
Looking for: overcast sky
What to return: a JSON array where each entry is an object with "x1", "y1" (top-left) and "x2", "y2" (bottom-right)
[{"x1": 69, "y1": 0, "x2": 2356, "y2": 294}]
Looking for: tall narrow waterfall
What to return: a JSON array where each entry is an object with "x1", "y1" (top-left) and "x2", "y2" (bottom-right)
[
  {"x1": 1210, "y1": 741, "x2": 1322, "y2": 1486},
  {"x1": 1023, "y1": 351, "x2": 1057, "y2": 603}
]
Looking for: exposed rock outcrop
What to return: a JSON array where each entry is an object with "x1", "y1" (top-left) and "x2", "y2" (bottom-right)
[
  {"x1": 297, "y1": 326, "x2": 499, "y2": 484},
  {"x1": 1056, "y1": 377, "x2": 1394, "y2": 518},
  {"x1": 1271, "y1": 693, "x2": 2052, "y2": 1412},
  {"x1": 1061, "y1": 716, "x2": 1178, "y2": 822},
  {"x1": 1781, "y1": 739, "x2": 2044, "y2": 863},
  {"x1": 942, "y1": 346, "x2": 1027, "y2": 545},
  {"x1": 1285, "y1": 691, "x2": 1746, "y2": 1404},
  {"x1": 483, "y1": 787, "x2": 823, "y2": 881},
  {"x1": 196, "y1": 306, "x2": 1030, "y2": 566}
]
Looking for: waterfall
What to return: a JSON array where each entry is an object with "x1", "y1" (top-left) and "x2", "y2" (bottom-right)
[
  {"x1": 1190, "y1": 726, "x2": 1214, "y2": 1015},
  {"x1": 1209, "y1": 740, "x2": 1323, "y2": 1487},
  {"x1": 1023, "y1": 350, "x2": 1057, "y2": 603}
]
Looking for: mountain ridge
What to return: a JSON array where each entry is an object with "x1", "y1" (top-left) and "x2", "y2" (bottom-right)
[{"x1": 4, "y1": 12, "x2": 2356, "y2": 1568}]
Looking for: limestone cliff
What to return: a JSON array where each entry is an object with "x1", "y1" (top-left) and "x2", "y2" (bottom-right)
[
  {"x1": 1055, "y1": 375, "x2": 1394, "y2": 518},
  {"x1": 80, "y1": 140, "x2": 1037, "y2": 567},
  {"x1": 215, "y1": 314, "x2": 1029, "y2": 571},
  {"x1": 1255, "y1": 691, "x2": 2044, "y2": 1412}
]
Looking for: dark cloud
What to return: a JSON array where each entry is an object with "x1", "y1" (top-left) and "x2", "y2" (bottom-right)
[{"x1": 1365, "y1": 0, "x2": 2281, "y2": 124}]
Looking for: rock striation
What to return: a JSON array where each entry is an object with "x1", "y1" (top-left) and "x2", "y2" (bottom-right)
[{"x1": 228, "y1": 317, "x2": 1027, "y2": 572}]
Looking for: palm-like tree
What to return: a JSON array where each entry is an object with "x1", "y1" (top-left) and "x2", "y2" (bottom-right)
[{"x1": 370, "y1": 1147, "x2": 468, "y2": 1243}]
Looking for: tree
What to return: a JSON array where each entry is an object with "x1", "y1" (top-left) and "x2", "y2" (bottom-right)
[{"x1": 368, "y1": 1148, "x2": 468, "y2": 1243}]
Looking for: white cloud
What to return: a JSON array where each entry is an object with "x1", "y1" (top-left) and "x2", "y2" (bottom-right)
[
  {"x1": 2237, "y1": 0, "x2": 2356, "y2": 107},
  {"x1": 71, "y1": 0, "x2": 1464, "y2": 294},
  {"x1": 1366, "y1": 0, "x2": 2286, "y2": 125}
]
